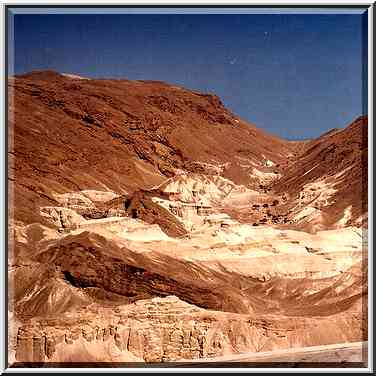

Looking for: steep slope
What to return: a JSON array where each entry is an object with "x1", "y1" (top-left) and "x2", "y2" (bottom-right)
[
  {"x1": 11, "y1": 226, "x2": 366, "y2": 319},
  {"x1": 8, "y1": 70, "x2": 368, "y2": 365},
  {"x1": 11, "y1": 229, "x2": 366, "y2": 363},
  {"x1": 270, "y1": 116, "x2": 368, "y2": 230},
  {"x1": 8, "y1": 70, "x2": 293, "y2": 227}
]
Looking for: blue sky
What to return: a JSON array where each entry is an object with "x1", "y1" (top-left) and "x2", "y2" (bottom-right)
[{"x1": 10, "y1": 10, "x2": 367, "y2": 140}]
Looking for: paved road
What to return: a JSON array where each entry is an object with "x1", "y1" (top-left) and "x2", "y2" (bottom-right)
[{"x1": 177, "y1": 342, "x2": 368, "y2": 368}]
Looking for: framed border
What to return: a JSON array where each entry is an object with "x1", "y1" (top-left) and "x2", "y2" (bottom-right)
[{"x1": 2, "y1": 1, "x2": 373, "y2": 373}]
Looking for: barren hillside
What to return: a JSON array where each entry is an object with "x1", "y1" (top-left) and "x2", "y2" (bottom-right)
[{"x1": 8, "y1": 71, "x2": 368, "y2": 366}]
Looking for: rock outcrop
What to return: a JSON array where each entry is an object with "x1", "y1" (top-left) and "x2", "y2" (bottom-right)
[
  {"x1": 9, "y1": 71, "x2": 293, "y2": 227},
  {"x1": 14, "y1": 295, "x2": 365, "y2": 364},
  {"x1": 8, "y1": 71, "x2": 368, "y2": 366}
]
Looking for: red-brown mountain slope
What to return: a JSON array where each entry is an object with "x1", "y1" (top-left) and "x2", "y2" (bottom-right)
[
  {"x1": 271, "y1": 116, "x2": 368, "y2": 228},
  {"x1": 9, "y1": 70, "x2": 294, "y2": 226}
]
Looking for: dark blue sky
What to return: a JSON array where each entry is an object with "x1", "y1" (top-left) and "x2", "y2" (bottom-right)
[{"x1": 11, "y1": 10, "x2": 367, "y2": 139}]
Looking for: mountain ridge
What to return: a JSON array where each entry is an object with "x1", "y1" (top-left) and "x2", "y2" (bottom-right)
[
  {"x1": 9, "y1": 70, "x2": 296, "y2": 225},
  {"x1": 8, "y1": 70, "x2": 368, "y2": 365}
]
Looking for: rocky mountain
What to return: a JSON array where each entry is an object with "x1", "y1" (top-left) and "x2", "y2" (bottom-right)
[
  {"x1": 272, "y1": 116, "x2": 368, "y2": 230},
  {"x1": 8, "y1": 71, "x2": 368, "y2": 366},
  {"x1": 9, "y1": 70, "x2": 292, "y2": 226}
]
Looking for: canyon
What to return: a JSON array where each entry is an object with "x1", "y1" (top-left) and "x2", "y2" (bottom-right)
[{"x1": 8, "y1": 71, "x2": 368, "y2": 367}]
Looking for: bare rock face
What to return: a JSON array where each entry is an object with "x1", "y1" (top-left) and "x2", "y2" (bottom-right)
[
  {"x1": 9, "y1": 71, "x2": 292, "y2": 227},
  {"x1": 14, "y1": 295, "x2": 365, "y2": 363},
  {"x1": 272, "y1": 116, "x2": 368, "y2": 229},
  {"x1": 40, "y1": 206, "x2": 85, "y2": 230},
  {"x1": 123, "y1": 190, "x2": 188, "y2": 237},
  {"x1": 8, "y1": 71, "x2": 368, "y2": 366},
  {"x1": 10, "y1": 226, "x2": 367, "y2": 364},
  {"x1": 11, "y1": 231, "x2": 258, "y2": 318}
]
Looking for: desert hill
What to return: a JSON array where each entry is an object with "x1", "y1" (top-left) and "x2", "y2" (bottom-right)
[
  {"x1": 272, "y1": 116, "x2": 368, "y2": 230},
  {"x1": 8, "y1": 71, "x2": 368, "y2": 365},
  {"x1": 9, "y1": 70, "x2": 294, "y2": 226}
]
